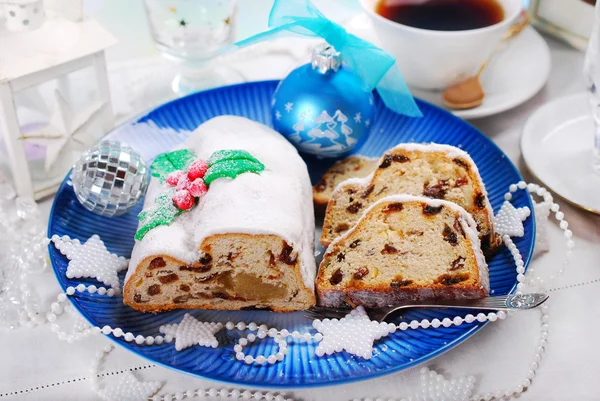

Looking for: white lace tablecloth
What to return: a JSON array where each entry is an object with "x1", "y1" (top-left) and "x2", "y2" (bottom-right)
[{"x1": 2, "y1": 1, "x2": 600, "y2": 400}]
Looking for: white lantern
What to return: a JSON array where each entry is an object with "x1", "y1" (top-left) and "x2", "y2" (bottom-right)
[{"x1": 3, "y1": 0, "x2": 45, "y2": 32}]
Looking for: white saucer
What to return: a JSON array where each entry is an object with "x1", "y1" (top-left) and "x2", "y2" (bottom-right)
[
  {"x1": 345, "y1": 15, "x2": 552, "y2": 120},
  {"x1": 521, "y1": 93, "x2": 600, "y2": 215}
]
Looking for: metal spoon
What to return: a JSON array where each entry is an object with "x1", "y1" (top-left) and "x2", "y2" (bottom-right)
[{"x1": 442, "y1": 12, "x2": 531, "y2": 110}]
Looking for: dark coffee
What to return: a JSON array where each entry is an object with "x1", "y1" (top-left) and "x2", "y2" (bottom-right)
[{"x1": 375, "y1": 0, "x2": 505, "y2": 31}]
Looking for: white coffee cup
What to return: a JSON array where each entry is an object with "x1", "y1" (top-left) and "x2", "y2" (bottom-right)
[{"x1": 360, "y1": 0, "x2": 523, "y2": 90}]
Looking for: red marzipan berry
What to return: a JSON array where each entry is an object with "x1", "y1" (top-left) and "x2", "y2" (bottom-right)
[
  {"x1": 166, "y1": 170, "x2": 185, "y2": 186},
  {"x1": 173, "y1": 190, "x2": 194, "y2": 210},
  {"x1": 187, "y1": 178, "x2": 207, "y2": 197},
  {"x1": 176, "y1": 173, "x2": 190, "y2": 191},
  {"x1": 187, "y1": 160, "x2": 208, "y2": 181}
]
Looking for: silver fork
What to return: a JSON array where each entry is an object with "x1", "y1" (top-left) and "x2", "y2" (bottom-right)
[{"x1": 305, "y1": 293, "x2": 549, "y2": 323}]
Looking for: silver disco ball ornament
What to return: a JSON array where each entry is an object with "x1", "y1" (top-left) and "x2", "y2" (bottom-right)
[{"x1": 71, "y1": 140, "x2": 149, "y2": 217}]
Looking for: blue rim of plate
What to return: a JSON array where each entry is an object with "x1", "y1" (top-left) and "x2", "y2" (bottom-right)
[{"x1": 48, "y1": 80, "x2": 535, "y2": 389}]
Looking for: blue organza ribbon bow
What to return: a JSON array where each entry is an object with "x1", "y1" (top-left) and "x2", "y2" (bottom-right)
[{"x1": 235, "y1": 0, "x2": 422, "y2": 117}]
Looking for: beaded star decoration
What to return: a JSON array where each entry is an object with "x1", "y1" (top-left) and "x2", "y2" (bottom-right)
[
  {"x1": 97, "y1": 371, "x2": 161, "y2": 401},
  {"x1": 494, "y1": 201, "x2": 531, "y2": 237},
  {"x1": 159, "y1": 314, "x2": 223, "y2": 351},
  {"x1": 312, "y1": 306, "x2": 396, "y2": 359},
  {"x1": 51, "y1": 234, "x2": 128, "y2": 290}
]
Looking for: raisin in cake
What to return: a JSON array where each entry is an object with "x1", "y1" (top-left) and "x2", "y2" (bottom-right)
[
  {"x1": 317, "y1": 195, "x2": 489, "y2": 308},
  {"x1": 124, "y1": 116, "x2": 316, "y2": 312},
  {"x1": 313, "y1": 156, "x2": 378, "y2": 212},
  {"x1": 320, "y1": 144, "x2": 500, "y2": 254}
]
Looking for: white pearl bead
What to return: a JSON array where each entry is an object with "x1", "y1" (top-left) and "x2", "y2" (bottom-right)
[
  {"x1": 237, "y1": 322, "x2": 247, "y2": 330},
  {"x1": 220, "y1": 389, "x2": 229, "y2": 398},
  {"x1": 226, "y1": 321, "x2": 235, "y2": 330},
  {"x1": 248, "y1": 322, "x2": 258, "y2": 331},
  {"x1": 517, "y1": 181, "x2": 527, "y2": 189},
  {"x1": 244, "y1": 355, "x2": 254, "y2": 364}
]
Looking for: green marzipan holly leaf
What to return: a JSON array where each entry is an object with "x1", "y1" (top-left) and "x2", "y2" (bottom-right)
[
  {"x1": 150, "y1": 149, "x2": 196, "y2": 183},
  {"x1": 204, "y1": 159, "x2": 265, "y2": 185},
  {"x1": 207, "y1": 149, "x2": 260, "y2": 166},
  {"x1": 135, "y1": 191, "x2": 182, "y2": 241}
]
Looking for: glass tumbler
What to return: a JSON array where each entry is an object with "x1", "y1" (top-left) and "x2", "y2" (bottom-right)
[{"x1": 143, "y1": 0, "x2": 238, "y2": 94}]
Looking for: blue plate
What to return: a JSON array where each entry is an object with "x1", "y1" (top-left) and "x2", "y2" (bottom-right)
[{"x1": 48, "y1": 81, "x2": 534, "y2": 388}]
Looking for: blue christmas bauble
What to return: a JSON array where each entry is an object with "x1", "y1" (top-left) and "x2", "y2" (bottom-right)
[{"x1": 272, "y1": 48, "x2": 375, "y2": 158}]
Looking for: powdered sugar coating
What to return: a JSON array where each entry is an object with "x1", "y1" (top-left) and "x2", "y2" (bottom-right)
[
  {"x1": 326, "y1": 194, "x2": 489, "y2": 294},
  {"x1": 126, "y1": 116, "x2": 316, "y2": 293}
]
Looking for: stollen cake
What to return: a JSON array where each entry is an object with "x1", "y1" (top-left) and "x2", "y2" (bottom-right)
[
  {"x1": 124, "y1": 116, "x2": 316, "y2": 312},
  {"x1": 317, "y1": 195, "x2": 489, "y2": 308},
  {"x1": 313, "y1": 156, "x2": 378, "y2": 212},
  {"x1": 320, "y1": 144, "x2": 500, "y2": 254}
]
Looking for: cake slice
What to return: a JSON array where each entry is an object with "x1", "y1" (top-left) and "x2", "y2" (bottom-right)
[
  {"x1": 317, "y1": 195, "x2": 489, "y2": 308},
  {"x1": 124, "y1": 116, "x2": 316, "y2": 312},
  {"x1": 320, "y1": 144, "x2": 500, "y2": 254},
  {"x1": 313, "y1": 156, "x2": 378, "y2": 212}
]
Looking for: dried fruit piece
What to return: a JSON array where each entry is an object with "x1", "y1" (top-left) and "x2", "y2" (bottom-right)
[
  {"x1": 361, "y1": 185, "x2": 375, "y2": 198},
  {"x1": 148, "y1": 257, "x2": 166, "y2": 270},
  {"x1": 199, "y1": 254, "x2": 212, "y2": 265},
  {"x1": 392, "y1": 154, "x2": 410, "y2": 163},
  {"x1": 390, "y1": 278, "x2": 413, "y2": 289},
  {"x1": 453, "y1": 218, "x2": 466, "y2": 238},
  {"x1": 381, "y1": 244, "x2": 399, "y2": 254},
  {"x1": 158, "y1": 273, "x2": 179, "y2": 284},
  {"x1": 148, "y1": 284, "x2": 161, "y2": 296},
  {"x1": 423, "y1": 205, "x2": 443, "y2": 215},
  {"x1": 180, "y1": 284, "x2": 190, "y2": 292},
  {"x1": 383, "y1": 202, "x2": 404, "y2": 213},
  {"x1": 442, "y1": 224, "x2": 458, "y2": 246},
  {"x1": 336, "y1": 253, "x2": 346, "y2": 262},
  {"x1": 279, "y1": 242, "x2": 297, "y2": 265},
  {"x1": 475, "y1": 193, "x2": 486, "y2": 209},
  {"x1": 353, "y1": 267, "x2": 369, "y2": 280},
  {"x1": 349, "y1": 239, "x2": 361, "y2": 248},
  {"x1": 334, "y1": 223, "x2": 349, "y2": 233},
  {"x1": 454, "y1": 177, "x2": 468, "y2": 187},
  {"x1": 436, "y1": 273, "x2": 469, "y2": 286},
  {"x1": 423, "y1": 181, "x2": 447, "y2": 199},
  {"x1": 379, "y1": 154, "x2": 392, "y2": 168},
  {"x1": 179, "y1": 265, "x2": 212, "y2": 273},
  {"x1": 329, "y1": 268, "x2": 344, "y2": 285},
  {"x1": 346, "y1": 202, "x2": 363, "y2": 214},
  {"x1": 450, "y1": 256, "x2": 466, "y2": 271},
  {"x1": 173, "y1": 294, "x2": 191, "y2": 303},
  {"x1": 453, "y1": 158, "x2": 470, "y2": 171}
]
